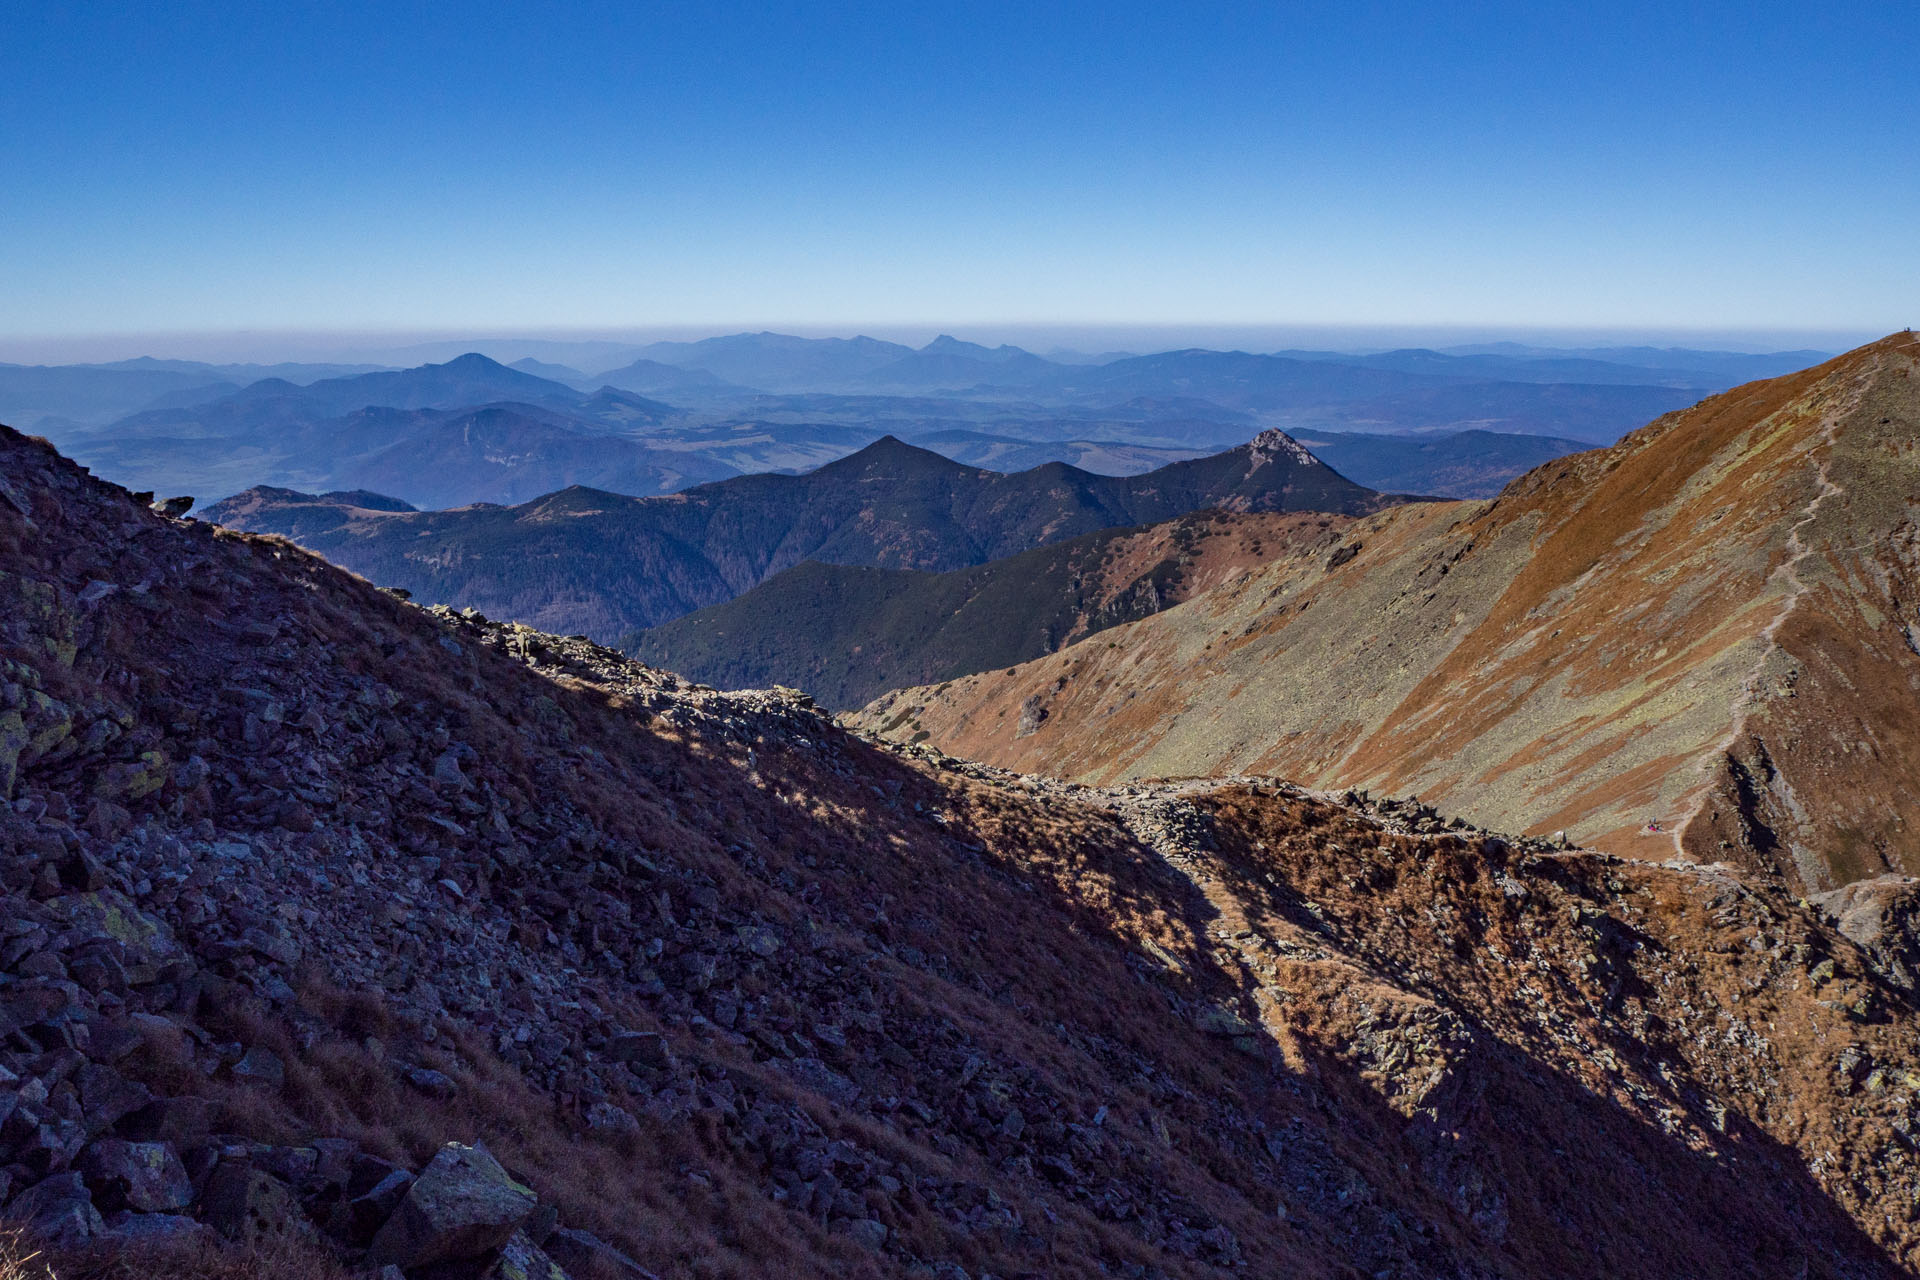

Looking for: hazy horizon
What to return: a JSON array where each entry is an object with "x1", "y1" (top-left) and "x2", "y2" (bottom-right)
[{"x1": 0, "y1": 322, "x2": 1889, "y2": 369}]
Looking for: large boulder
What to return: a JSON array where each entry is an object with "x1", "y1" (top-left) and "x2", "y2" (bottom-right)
[
  {"x1": 200, "y1": 1161, "x2": 304, "y2": 1243},
  {"x1": 79, "y1": 1138, "x2": 192, "y2": 1212},
  {"x1": 4, "y1": 1170, "x2": 105, "y2": 1245},
  {"x1": 367, "y1": 1141, "x2": 537, "y2": 1269}
]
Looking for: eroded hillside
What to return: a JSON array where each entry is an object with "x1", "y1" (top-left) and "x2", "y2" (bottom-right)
[{"x1": 854, "y1": 333, "x2": 1920, "y2": 892}]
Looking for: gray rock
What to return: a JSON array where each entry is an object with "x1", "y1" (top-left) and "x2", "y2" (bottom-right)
[
  {"x1": 77, "y1": 1062, "x2": 152, "y2": 1137},
  {"x1": 483, "y1": 1229, "x2": 572, "y2": 1280},
  {"x1": 735, "y1": 924, "x2": 782, "y2": 957},
  {"x1": 610, "y1": 1030, "x2": 673, "y2": 1069},
  {"x1": 231, "y1": 1046, "x2": 285, "y2": 1089},
  {"x1": 406, "y1": 1066, "x2": 459, "y2": 1098},
  {"x1": 367, "y1": 1141, "x2": 537, "y2": 1269},
  {"x1": 200, "y1": 1162, "x2": 303, "y2": 1243},
  {"x1": 79, "y1": 1138, "x2": 192, "y2": 1212},
  {"x1": 545, "y1": 1225, "x2": 656, "y2": 1278},
  {"x1": 5, "y1": 1170, "x2": 105, "y2": 1245},
  {"x1": 1193, "y1": 1004, "x2": 1257, "y2": 1038},
  {"x1": 433, "y1": 748, "x2": 471, "y2": 789}
]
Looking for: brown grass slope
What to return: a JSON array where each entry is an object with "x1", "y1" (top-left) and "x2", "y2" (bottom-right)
[
  {"x1": 4, "y1": 423, "x2": 1920, "y2": 1277},
  {"x1": 855, "y1": 332, "x2": 1920, "y2": 893}
]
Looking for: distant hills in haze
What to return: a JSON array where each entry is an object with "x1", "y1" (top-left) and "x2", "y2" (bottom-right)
[
  {"x1": 204, "y1": 430, "x2": 1399, "y2": 640},
  {"x1": 53, "y1": 357, "x2": 709, "y2": 508},
  {"x1": 1290, "y1": 428, "x2": 1601, "y2": 498},
  {"x1": 1, "y1": 332, "x2": 1840, "y2": 521}
]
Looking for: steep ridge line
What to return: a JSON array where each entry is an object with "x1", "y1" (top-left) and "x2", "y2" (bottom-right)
[{"x1": 1674, "y1": 384, "x2": 1855, "y2": 858}]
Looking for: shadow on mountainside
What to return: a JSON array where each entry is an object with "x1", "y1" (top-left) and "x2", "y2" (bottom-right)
[{"x1": 1178, "y1": 783, "x2": 1912, "y2": 1278}]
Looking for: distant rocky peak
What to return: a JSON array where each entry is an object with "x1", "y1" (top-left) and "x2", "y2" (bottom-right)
[{"x1": 1247, "y1": 427, "x2": 1318, "y2": 466}]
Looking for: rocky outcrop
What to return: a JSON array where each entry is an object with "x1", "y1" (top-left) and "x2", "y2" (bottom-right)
[{"x1": 1813, "y1": 875, "x2": 1920, "y2": 992}]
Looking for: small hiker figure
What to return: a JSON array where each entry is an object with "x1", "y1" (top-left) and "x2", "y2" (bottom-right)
[{"x1": 1644, "y1": 819, "x2": 1663, "y2": 835}]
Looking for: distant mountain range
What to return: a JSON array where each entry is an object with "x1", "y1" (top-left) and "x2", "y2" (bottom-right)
[
  {"x1": 204, "y1": 431, "x2": 1398, "y2": 640},
  {"x1": 855, "y1": 334, "x2": 1920, "y2": 893},
  {"x1": 3, "y1": 335, "x2": 1841, "y2": 517},
  {"x1": 622, "y1": 430, "x2": 1605, "y2": 708},
  {"x1": 0, "y1": 356, "x2": 388, "y2": 428},
  {"x1": 54, "y1": 356, "x2": 707, "y2": 508}
]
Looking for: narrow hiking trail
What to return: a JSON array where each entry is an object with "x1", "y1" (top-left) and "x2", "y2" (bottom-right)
[{"x1": 1671, "y1": 390, "x2": 1855, "y2": 861}]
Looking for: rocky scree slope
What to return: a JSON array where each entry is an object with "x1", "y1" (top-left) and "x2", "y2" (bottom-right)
[
  {"x1": 3, "y1": 425, "x2": 1920, "y2": 1277},
  {"x1": 202, "y1": 431, "x2": 1398, "y2": 643},
  {"x1": 629, "y1": 510, "x2": 1355, "y2": 711},
  {"x1": 856, "y1": 334, "x2": 1920, "y2": 892}
]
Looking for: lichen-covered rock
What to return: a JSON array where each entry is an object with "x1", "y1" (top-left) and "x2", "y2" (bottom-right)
[
  {"x1": 0, "y1": 709, "x2": 28, "y2": 799},
  {"x1": 79, "y1": 1139, "x2": 192, "y2": 1212},
  {"x1": 90, "y1": 750, "x2": 170, "y2": 802},
  {"x1": 484, "y1": 1229, "x2": 572, "y2": 1280},
  {"x1": 367, "y1": 1141, "x2": 537, "y2": 1269}
]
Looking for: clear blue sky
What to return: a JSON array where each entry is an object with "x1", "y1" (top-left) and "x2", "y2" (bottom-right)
[{"x1": 3, "y1": 1, "x2": 1914, "y2": 343}]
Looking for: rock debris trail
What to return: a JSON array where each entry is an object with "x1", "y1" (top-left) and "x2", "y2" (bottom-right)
[{"x1": 1673, "y1": 389, "x2": 1854, "y2": 860}]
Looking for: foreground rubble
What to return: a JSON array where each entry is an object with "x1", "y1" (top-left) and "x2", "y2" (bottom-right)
[{"x1": 2, "y1": 422, "x2": 1920, "y2": 1278}]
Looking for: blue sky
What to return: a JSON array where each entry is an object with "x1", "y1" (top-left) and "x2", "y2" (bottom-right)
[{"x1": 3, "y1": 1, "x2": 1914, "y2": 345}]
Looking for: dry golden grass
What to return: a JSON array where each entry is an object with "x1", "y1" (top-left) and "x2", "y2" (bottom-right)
[
  {"x1": 0, "y1": 1233, "x2": 53, "y2": 1280},
  {"x1": 50, "y1": 1235, "x2": 349, "y2": 1280}
]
